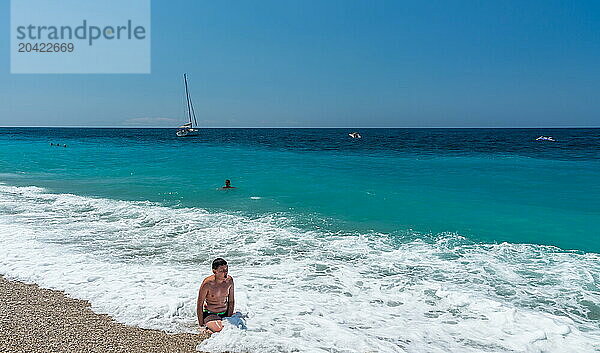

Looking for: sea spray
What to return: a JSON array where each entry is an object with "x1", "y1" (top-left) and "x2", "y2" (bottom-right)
[{"x1": 1, "y1": 185, "x2": 598, "y2": 352}]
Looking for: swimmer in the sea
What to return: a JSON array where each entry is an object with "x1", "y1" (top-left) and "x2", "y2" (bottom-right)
[{"x1": 221, "y1": 179, "x2": 236, "y2": 189}]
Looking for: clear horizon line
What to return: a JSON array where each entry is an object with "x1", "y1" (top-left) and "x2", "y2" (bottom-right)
[{"x1": 1, "y1": 125, "x2": 599, "y2": 129}]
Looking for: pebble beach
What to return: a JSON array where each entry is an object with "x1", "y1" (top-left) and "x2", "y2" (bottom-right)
[{"x1": 0, "y1": 276, "x2": 206, "y2": 353}]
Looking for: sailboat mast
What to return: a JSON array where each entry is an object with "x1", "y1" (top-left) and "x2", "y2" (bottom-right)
[{"x1": 184, "y1": 74, "x2": 193, "y2": 125}]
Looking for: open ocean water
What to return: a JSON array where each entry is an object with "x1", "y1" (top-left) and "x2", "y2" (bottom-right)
[{"x1": 0, "y1": 127, "x2": 599, "y2": 352}]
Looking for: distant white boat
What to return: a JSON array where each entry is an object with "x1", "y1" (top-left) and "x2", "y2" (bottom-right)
[
  {"x1": 536, "y1": 136, "x2": 556, "y2": 142},
  {"x1": 176, "y1": 74, "x2": 199, "y2": 137},
  {"x1": 348, "y1": 132, "x2": 362, "y2": 139}
]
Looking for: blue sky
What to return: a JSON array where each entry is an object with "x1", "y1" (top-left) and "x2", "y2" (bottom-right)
[{"x1": 1, "y1": 0, "x2": 599, "y2": 127}]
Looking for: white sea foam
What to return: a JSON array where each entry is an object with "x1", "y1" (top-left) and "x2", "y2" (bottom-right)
[{"x1": 0, "y1": 184, "x2": 599, "y2": 353}]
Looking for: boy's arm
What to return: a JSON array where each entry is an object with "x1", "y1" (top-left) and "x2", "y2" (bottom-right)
[
  {"x1": 196, "y1": 281, "x2": 208, "y2": 326},
  {"x1": 226, "y1": 278, "x2": 235, "y2": 317}
]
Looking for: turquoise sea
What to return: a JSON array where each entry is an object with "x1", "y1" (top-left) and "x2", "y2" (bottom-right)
[{"x1": 1, "y1": 128, "x2": 599, "y2": 352}]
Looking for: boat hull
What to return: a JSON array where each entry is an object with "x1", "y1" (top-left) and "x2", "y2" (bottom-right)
[{"x1": 176, "y1": 128, "x2": 199, "y2": 137}]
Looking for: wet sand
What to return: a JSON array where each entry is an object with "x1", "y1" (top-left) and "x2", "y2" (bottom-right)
[{"x1": 0, "y1": 275, "x2": 207, "y2": 353}]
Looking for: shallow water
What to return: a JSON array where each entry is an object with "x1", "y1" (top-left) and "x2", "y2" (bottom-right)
[{"x1": 0, "y1": 128, "x2": 599, "y2": 352}]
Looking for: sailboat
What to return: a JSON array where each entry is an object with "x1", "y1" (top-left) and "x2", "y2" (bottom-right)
[{"x1": 176, "y1": 73, "x2": 199, "y2": 137}]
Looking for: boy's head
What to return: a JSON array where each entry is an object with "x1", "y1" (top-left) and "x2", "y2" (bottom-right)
[{"x1": 212, "y1": 258, "x2": 228, "y2": 279}]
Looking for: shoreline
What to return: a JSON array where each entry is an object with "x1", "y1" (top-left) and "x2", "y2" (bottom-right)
[{"x1": 0, "y1": 275, "x2": 207, "y2": 353}]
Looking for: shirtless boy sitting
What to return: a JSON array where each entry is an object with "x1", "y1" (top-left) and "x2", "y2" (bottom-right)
[{"x1": 197, "y1": 258, "x2": 235, "y2": 333}]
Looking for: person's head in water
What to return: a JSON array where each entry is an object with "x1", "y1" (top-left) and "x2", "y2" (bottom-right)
[
  {"x1": 222, "y1": 179, "x2": 236, "y2": 189},
  {"x1": 212, "y1": 258, "x2": 228, "y2": 280}
]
